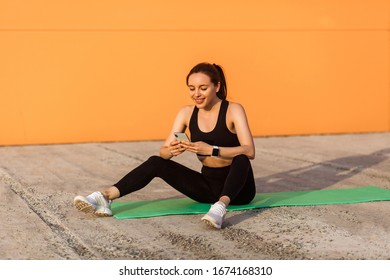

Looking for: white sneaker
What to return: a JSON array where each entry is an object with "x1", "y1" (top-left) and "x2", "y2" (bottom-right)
[
  {"x1": 201, "y1": 201, "x2": 227, "y2": 229},
  {"x1": 74, "y1": 191, "x2": 112, "y2": 217}
]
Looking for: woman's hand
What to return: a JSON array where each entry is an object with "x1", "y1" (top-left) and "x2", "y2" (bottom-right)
[
  {"x1": 180, "y1": 141, "x2": 212, "y2": 156},
  {"x1": 168, "y1": 139, "x2": 187, "y2": 157}
]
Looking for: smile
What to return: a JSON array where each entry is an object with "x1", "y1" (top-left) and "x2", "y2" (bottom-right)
[{"x1": 194, "y1": 98, "x2": 205, "y2": 104}]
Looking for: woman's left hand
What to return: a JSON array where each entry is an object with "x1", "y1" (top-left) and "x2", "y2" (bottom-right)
[{"x1": 180, "y1": 141, "x2": 212, "y2": 156}]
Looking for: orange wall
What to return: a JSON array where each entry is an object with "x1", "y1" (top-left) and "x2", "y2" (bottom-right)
[{"x1": 0, "y1": 0, "x2": 389, "y2": 145}]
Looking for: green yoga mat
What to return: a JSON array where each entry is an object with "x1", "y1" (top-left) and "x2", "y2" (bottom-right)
[{"x1": 112, "y1": 186, "x2": 390, "y2": 220}]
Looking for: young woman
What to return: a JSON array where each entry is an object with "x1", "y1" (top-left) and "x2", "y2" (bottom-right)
[{"x1": 74, "y1": 62, "x2": 256, "y2": 229}]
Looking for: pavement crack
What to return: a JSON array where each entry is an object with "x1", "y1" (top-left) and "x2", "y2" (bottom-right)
[
  {"x1": 159, "y1": 231, "x2": 223, "y2": 259},
  {"x1": 221, "y1": 226, "x2": 307, "y2": 259},
  {"x1": 97, "y1": 145, "x2": 145, "y2": 163},
  {"x1": 0, "y1": 168, "x2": 100, "y2": 259}
]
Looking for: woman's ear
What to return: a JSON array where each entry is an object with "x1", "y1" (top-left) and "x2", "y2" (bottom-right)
[{"x1": 216, "y1": 82, "x2": 221, "y2": 93}]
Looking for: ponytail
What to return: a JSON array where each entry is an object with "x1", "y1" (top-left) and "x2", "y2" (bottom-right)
[
  {"x1": 212, "y1": 64, "x2": 227, "y2": 100},
  {"x1": 186, "y1": 62, "x2": 228, "y2": 100}
]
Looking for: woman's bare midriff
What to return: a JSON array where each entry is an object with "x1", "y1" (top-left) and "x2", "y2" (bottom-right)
[{"x1": 197, "y1": 155, "x2": 232, "y2": 168}]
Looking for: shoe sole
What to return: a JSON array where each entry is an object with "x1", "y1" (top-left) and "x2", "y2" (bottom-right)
[
  {"x1": 74, "y1": 196, "x2": 96, "y2": 214},
  {"x1": 94, "y1": 209, "x2": 112, "y2": 217},
  {"x1": 74, "y1": 196, "x2": 112, "y2": 217},
  {"x1": 201, "y1": 215, "x2": 222, "y2": 229}
]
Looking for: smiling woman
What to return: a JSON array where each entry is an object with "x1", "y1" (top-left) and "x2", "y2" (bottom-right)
[
  {"x1": 187, "y1": 63, "x2": 227, "y2": 102},
  {"x1": 74, "y1": 62, "x2": 256, "y2": 229}
]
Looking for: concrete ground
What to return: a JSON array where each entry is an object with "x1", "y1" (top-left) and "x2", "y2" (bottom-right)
[{"x1": 1, "y1": 133, "x2": 390, "y2": 260}]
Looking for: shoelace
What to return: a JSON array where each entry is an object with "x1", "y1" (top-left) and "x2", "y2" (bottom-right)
[
  {"x1": 92, "y1": 192, "x2": 110, "y2": 206},
  {"x1": 210, "y1": 202, "x2": 226, "y2": 216}
]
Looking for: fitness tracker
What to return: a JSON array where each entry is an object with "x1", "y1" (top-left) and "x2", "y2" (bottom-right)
[{"x1": 211, "y1": 146, "x2": 220, "y2": 157}]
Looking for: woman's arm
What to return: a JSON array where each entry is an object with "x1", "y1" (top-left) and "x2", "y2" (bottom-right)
[
  {"x1": 227, "y1": 102, "x2": 255, "y2": 159},
  {"x1": 159, "y1": 105, "x2": 192, "y2": 159}
]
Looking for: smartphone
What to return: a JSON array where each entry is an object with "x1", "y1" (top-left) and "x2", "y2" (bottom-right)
[{"x1": 174, "y1": 132, "x2": 190, "y2": 142}]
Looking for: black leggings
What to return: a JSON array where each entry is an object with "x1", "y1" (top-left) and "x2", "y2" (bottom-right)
[{"x1": 114, "y1": 154, "x2": 256, "y2": 205}]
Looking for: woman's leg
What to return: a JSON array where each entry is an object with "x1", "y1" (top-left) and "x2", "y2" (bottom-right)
[
  {"x1": 201, "y1": 155, "x2": 256, "y2": 229},
  {"x1": 75, "y1": 156, "x2": 217, "y2": 216},
  {"x1": 221, "y1": 154, "x2": 256, "y2": 205},
  {"x1": 113, "y1": 155, "x2": 217, "y2": 203}
]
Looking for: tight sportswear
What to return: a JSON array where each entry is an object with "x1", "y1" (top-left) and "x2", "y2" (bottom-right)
[{"x1": 114, "y1": 154, "x2": 256, "y2": 205}]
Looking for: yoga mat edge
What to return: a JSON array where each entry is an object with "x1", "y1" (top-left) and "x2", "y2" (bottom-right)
[{"x1": 112, "y1": 186, "x2": 390, "y2": 220}]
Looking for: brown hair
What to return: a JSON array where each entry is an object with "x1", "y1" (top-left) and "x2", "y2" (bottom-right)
[{"x1": 186, "y1": 62, "x2": 227, "y2": 100}]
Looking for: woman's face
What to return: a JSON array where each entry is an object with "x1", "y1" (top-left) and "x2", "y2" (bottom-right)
[{"x1": 187, "y1": 72, "x2": 220, "y2": 109}]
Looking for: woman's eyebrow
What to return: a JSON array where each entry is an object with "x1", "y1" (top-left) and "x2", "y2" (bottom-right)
[{"x1": 188, "y1": 84, "x2": 210, "y2": 87}]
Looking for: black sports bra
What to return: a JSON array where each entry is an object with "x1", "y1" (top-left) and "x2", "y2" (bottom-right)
[{"x1": 189, "y1": 100, "x2": 240, "y2": 147}]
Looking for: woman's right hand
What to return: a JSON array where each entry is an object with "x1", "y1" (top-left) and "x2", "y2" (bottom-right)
[{"x1": 168, "y1": 139, "x2": 187, "y2": 157}]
